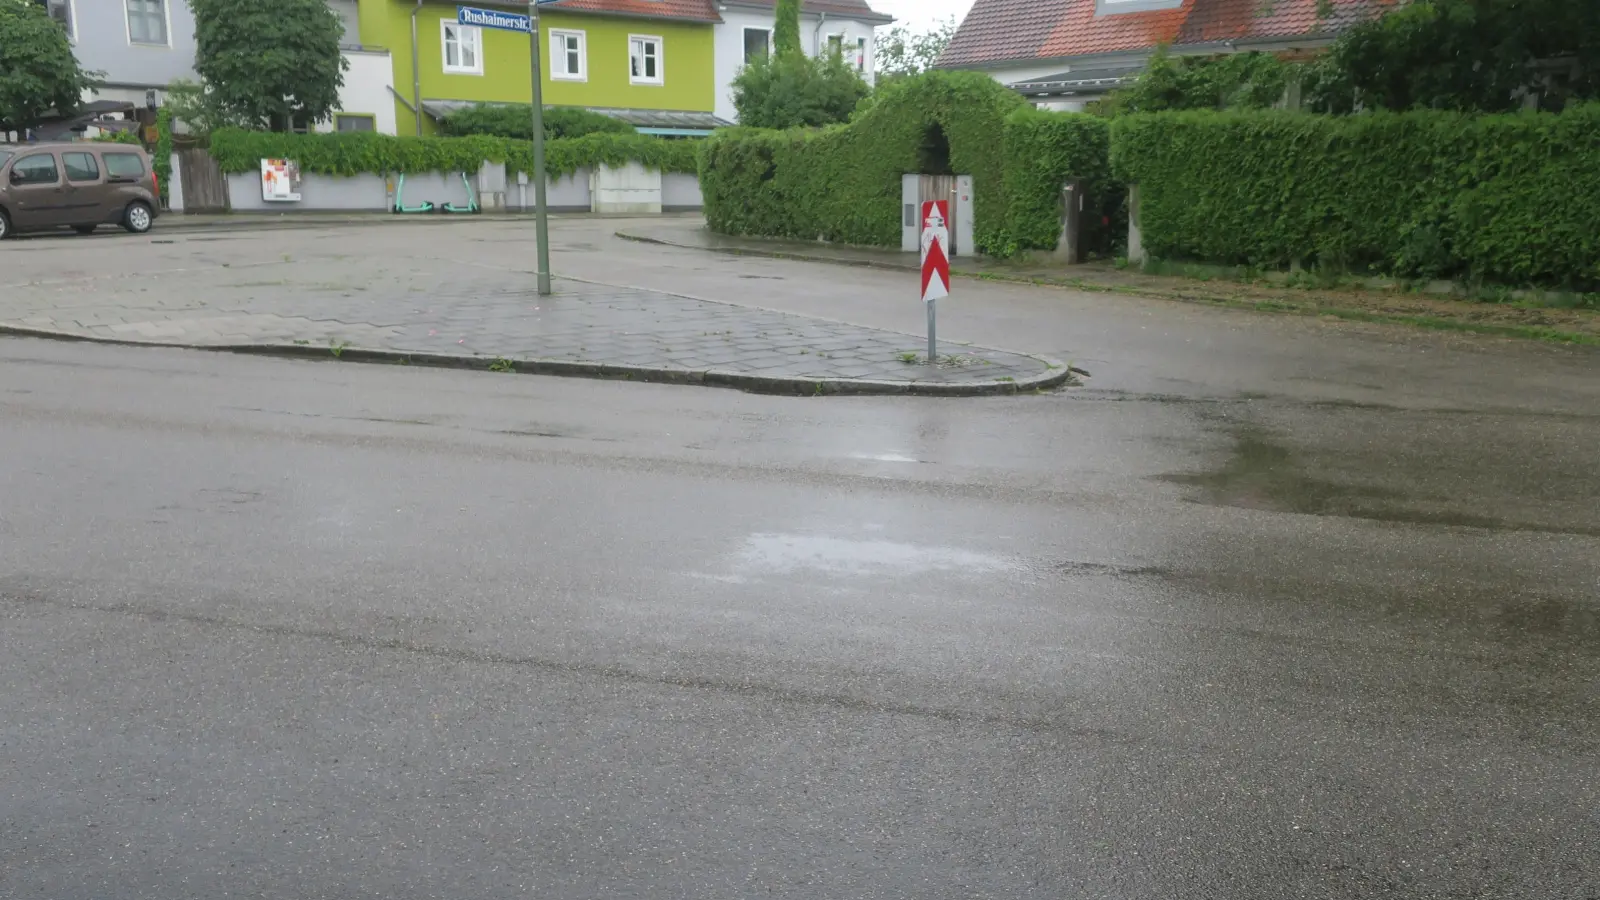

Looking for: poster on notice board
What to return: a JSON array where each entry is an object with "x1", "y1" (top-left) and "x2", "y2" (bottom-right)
[{"x1": 261, "y1": 159, "x2": 302, "y2": 202}]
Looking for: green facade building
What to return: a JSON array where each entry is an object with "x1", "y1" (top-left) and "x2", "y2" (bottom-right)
[{"x1": 353, "y1": 0, "x2": 726, "y2": 135}]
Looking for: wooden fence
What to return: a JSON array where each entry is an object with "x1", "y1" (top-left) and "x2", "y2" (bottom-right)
[{"x1": 176, "y1": 149, "x2": 228, "y2": 212}]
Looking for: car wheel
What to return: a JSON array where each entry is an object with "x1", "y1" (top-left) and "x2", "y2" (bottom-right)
[
  {"x1": 0, "y1": 209, "x2": 11, "y2": 240},
  {"x1": 123, "y1": 201, "x2": 154, "y2": 234},
  {"x1": 74, "y1": 224, "x2": 97, "y2": 235}
]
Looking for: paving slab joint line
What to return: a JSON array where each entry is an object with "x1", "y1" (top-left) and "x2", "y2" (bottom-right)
[
  {"x1": 615, "y1": 230, "x2": 918, "y2": 274},
  {"x1": 534, "y1": 272, "x2": 1073, "y2": 394},
  {"x1": 0, "y1": 323, "x2": 1073, "y2": 397},
  {"x1": 540, "y1": 272, "x2": 1059, "y2": 372}
]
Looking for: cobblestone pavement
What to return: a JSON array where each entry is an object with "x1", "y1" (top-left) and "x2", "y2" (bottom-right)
[{"x1": 0, "y1": 222, "x2": 1062, "y2": 392}]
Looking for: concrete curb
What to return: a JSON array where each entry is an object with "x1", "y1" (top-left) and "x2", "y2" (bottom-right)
[
  {"x1": 0, "y1": 324, "x2": 1074, "y2": 397},
  {"x1": 142, "y1": 212, "x2": 581, "y2": 236}
]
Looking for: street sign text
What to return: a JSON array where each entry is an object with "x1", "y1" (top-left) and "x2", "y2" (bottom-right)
[{"x1": 458, "y1": 6, "x2": 531, "y2": 32}]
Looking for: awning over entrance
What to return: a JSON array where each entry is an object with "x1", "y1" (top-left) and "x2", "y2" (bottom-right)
[
  {"x1": 28, "y1": 100, "x2": 140, "y2": 142},
  {"x1": 1010, "y1": 67, "x2": 1143, "y2": 99},
  {"x1": 581, "y1": 106, "x2": 732, "y2": 133}
]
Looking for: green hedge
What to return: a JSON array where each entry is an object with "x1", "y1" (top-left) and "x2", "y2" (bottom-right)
[
  {"x1": 153, "y1": 107, "x2": 173, "y2": 204},
  {"x1": 1001, "y1": 107, "x2": 1120, "y2": 257},
  {"x1": 523, "y1": 131, "x2": 699, "y2": 179},
  {"x1": 207, "y1": 128, "x2": 698, "y2": 179},
  {"x1": 437, "y1": 103, "x2": 634, "y2": 141},
  {"x1": 1111, "y1": 105, "x2": 1600, "y2": 286},
  {"x1": 700, "y1": 70, "x2": 1025, "y2": 254}
]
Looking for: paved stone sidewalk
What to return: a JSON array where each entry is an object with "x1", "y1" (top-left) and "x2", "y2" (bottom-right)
[{"x1": 0, "y1": 238, "x2": 1065, "y2": 395}]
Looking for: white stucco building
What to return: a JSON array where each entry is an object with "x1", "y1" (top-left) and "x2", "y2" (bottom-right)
[
  {"x1": 712, "y1": 0, "x2": 892, "y2": 124},
  {"x1": 315, "y1": 47, "x2": 399, "y2": 135}
]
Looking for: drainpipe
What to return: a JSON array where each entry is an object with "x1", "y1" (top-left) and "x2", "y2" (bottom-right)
[
  {"x1": 812, "y1": 12, "x2": 828, "y2": 57},
  {"x1": 411, "y1": 0, "x2": 424, "y2": 136}
]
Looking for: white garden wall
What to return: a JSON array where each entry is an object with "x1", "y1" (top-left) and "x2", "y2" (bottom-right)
[
  {"x1": 662, "y1": 172, "x2": 704, "y2": 211},
  {"x1": 188, "y1": 156, "x2": 699, "y2": 214}
]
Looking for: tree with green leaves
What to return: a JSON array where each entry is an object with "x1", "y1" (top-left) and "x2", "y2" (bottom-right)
[
  {"x1": 1108, "y1": 48, "x2": 1292, "y2": 114},
  {"x1": 874, "y1": 17, "x2": 958, "y2": 83},
  {"x1": 733, "y1": 51, "x2": 869, "y2": 129},
  {"x1": 162, "y1": 78, "x2": 252, "y2": 139},
  {"x1": 773, "y1": 0, "x2": 802, "y2": 58},
  {"x1": 0, "y1": 0, "x2": 96, "y2": 134},
  {"x1": 1105, "y1": 0, "x2": 1600, "y2": 116},
  {"x1": 1321, "y1": 0, "x2": 1600, "y2": 113},
  {"x1": 189, "y1": 0, "x2": 348, "y2": 131}
]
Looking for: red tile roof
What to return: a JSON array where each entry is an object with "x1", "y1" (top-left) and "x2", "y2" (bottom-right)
[
  {"x1": 542, "y1": 0, "x2": 722, "y2": 23},
  {"x1": 938, "y1": 0, "x2": 1396, "y2": 68}
]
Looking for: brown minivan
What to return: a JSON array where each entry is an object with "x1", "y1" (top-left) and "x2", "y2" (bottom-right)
[{"x1": 0, "y1": 142, "x2": 160, "y2": 239}]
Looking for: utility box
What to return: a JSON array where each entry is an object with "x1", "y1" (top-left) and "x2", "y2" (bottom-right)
[
  {"x1": 477, "y1": 161, "x2": 507, "y2": 212},
  {"x1": 902, "y1": 174, "x2": 974, "y2": 256},
  {"x1": 593, "y1": 161, "x2": 662, "y2": 214}
]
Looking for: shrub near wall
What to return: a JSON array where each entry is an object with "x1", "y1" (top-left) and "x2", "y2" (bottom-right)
[
  {"x1": 1111, "y1": 106, "x2": 1600, "y2": 287},
  {"x1": 1448, "y1": 105, "x2": 1600, "y2": 286},
  {"x1": 207, "y1": 128, "x2": 698, "y2": 180},
  {"x1": 700, "y1": 70, "x2": 1025, "y2": 253},
  {"x1": 437, "y1": 104, "x2": 635, "y2": 141},
  {"x1": 1002, "y1": 107, "x2": 1119, "y2": 257}
]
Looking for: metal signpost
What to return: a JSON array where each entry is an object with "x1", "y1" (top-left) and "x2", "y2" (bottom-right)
[
  {"x1": 456, "y1": 4, "x2": 552, "y2": 295},
  {"x1": 527, "y1": 1, "x2": 552, "y2": 295},
  {"x1": 919, "y1": 200, "x2": 951, "y2": 364}
]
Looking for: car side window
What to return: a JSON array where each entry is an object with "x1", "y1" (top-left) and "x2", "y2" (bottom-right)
[
  {"x1": 64, "y1": 152, "x2": 101, "y2": 183},
  {"x1": 11, "y1": 154, "x2": 60, "y2": 186},
  {"x1": 103, "y1": 153, "x2": 146, "y2": 179}
]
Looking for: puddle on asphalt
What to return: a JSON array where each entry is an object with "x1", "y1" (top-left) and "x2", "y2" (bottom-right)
[
  {"x1": 1158, "y1": 426, "x2": 1600, "y2": 536},
  {"x1": 848, "y1": 452, "x2": 925, "y2": 463},
  {"x1": 733, "y1": 533, "x2": 1016, "y2": 578},
  {"x1": 1158, "y1": 427, "x2": 1405, "y2": 515},
  {"x1": 1496, "y1": 593, "x2": 1600, "y2": 639},
  {"x1": 1056, "y1": 561, "x2": 1171, "y2": 578}
]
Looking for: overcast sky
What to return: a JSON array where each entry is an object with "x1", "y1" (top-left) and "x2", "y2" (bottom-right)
[{"x1": 871, "y1": 0, "x2": 975, "y2": 31}]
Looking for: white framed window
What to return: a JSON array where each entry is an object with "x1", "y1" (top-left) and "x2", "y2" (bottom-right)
[
  {"x1": 629, "y1": 35, "x2": 662, "y2": 85},
  {"x1": 48, "y1": 0, "x2": 75, "y2": 41},
  {"x1": 551, "y1": 29, "x2": 586, "y2": 81},
  {"x1": 826, "y1": 33, "x2": 845, "y2": 58},
  {"x1": 742, "y1": 27, "x2": 770, "y2": 65},
  {"x1": 125, "y1": 0, "x2": 169, "y2": 46},
  {"x1": 441, "y1": 22, "x2": 483, "y2": 75},
  {"x1": 855, "y1": 36, "x2": 867, "y2": 73}
]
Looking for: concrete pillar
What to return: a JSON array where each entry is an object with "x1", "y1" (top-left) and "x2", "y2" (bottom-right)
[
  {"x1": 901, "y1": 175, "x2": 919, "y2": 252},
  {"x1": 1054, "y1": 180, "x2": 1083, "y2": 264},
  {"x1": 167, "y1": 152, "x2": 185, "y2": 213},
  {"x1": 953, "y1": 174, "x2": 974, "y2": 258},
  {"x1": 1127, "y1": 184, "x2": 1144, "y2": 266}
]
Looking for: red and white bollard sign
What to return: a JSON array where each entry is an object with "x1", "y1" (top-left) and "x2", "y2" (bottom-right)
[{"x1": 920, "y1": 200, "x2": 951, "y2": 362}]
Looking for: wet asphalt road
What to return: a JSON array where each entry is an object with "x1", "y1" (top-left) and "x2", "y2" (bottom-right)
[{"x1": 3, "y1": 224, "x2": 1600, "y2": 899}]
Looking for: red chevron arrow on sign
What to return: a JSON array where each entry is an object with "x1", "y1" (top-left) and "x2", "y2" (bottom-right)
[{"x1": 920, "y1": 200, "x2": 950, "y2": 305}]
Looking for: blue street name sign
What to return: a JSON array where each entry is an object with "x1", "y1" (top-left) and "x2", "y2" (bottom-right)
[{"x1": 457, "y1": 6, "x2": 532, "y2": 32}]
